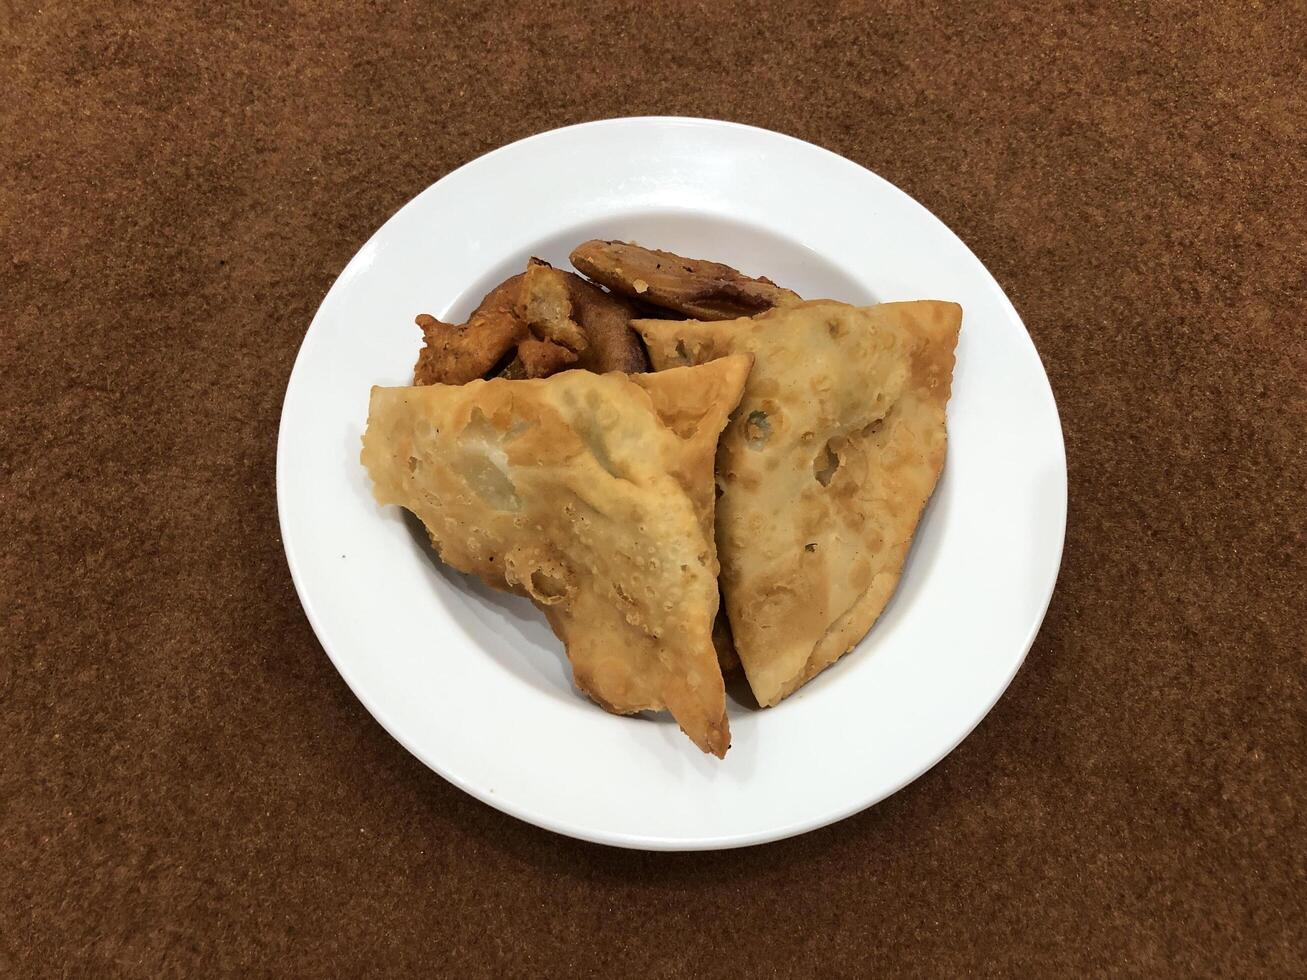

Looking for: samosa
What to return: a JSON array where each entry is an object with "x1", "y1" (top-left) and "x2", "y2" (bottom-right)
[
  {"x1": 360, "y1": 357, "x2": 752, "y2": 756},
  {"x1": 636, "y1": 301, "x2": 961, "y2": 707}
]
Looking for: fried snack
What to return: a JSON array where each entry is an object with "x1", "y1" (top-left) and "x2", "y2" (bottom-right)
[
  {"x1": 514, "y1": 338, "x2": 578, "y2": 378},
  {"x1": 565, "y1": 272, "x2": 650, "y2": 374},
  {"x1": 414, "y1": 261, "x2": 650, "y2": 385},
  {"x1": 636, "y1": 301, "x2": 961, "y2": 707},
  {"x1": 360, "y1": 355, "x2": 753, "y2": 756},
  {"x1": 515, "y1": 260, "x2": 589, "y2": 353},
  {"x1": 413, "y1": 275, "x2": 527, "y2": 385},
  {"x1": 473, "y1": 272, "x2": 525, "y2": 322},
  {"x1": 571, "y1": 240, "x2": 802, "y2": 320},
  {"x1": 412, "y1": 311, "x2": 525, "y2": 386},
  {"x1": 506, "y1": 262, "x2": 650, "y2": 375},
  {"x1": 499, "y1": 268, "x2": 650, "y2": 378}
]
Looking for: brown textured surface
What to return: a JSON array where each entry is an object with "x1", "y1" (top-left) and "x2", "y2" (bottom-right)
[{"x1": 3, "y1": 1, "x2": 1304, "y2": 974}]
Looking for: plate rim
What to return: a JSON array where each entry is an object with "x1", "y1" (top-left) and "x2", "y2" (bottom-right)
[{"x1": 276, "y1": 115, "x2": 1068, "y2": 850}]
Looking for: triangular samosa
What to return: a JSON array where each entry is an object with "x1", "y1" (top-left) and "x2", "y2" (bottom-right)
[
  {"x1": 360, "y1": 356, "x2": 753, "y2": 756},
  {"x1": 636, "y1": 301, "x2": 961, "y2": 707}
]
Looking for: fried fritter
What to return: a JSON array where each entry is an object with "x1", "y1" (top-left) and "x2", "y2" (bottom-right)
[
  {"x1": 515, "y1": 338, "x2": 578, "y2": 378},
  {"x1": 565, "y1": 271, "x2": 650, "y2": 374},
  {"x1": 515, "y1": 260, "x2": 590, "y2": 353},
  {"x1": 412, "y1": 274, "x2": 528, "y2": 386},
  {"x1": 570, "y1": 240, "x2": 802, "y2": 321},
  {"x1": 472, "y1": 272, "x2": 525, "y2": 320},
  {"x1": 517, "y1": 258, "x2": 649, "y2": 374},
  {"x1": 415, "y1": 263, "x2": 650, "y2": 386},
  {"x1": 412, "y1": 311, "x2": 525, "y2": 386}
]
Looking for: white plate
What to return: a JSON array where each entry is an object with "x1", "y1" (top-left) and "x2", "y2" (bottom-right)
[{"x1": 277, "y1": 117, "x2": 1066, "y2": 850}]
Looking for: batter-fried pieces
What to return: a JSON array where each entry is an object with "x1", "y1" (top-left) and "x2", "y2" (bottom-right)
[
  {"x1": 412, "y1": 311, "x2": 525, "y2": 386},
  {"x1": 570, "y1": 239, "x2": 802, "y2": 320},
  {"x1": 515, "y1": 338, "x2": 578, "y2": 378},
  {"x1": 565, "y1": 271, "x2": 651, "y2": 374},
  {"x1": 413, "y1": 261, "x2": 649, "y2": 385},
  {"x1": 515, "y1": 260, "x2": 590, "y2": 354}
]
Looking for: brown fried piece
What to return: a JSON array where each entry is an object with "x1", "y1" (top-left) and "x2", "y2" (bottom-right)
[
  {"x1": 509, "y1": 258, "x2": 648, "y2": 375},
  {"x1": 565, "y1": 272, "x2": 650, "y2": 374},
  {"x1": 414, "y1": 263, "x2": 650, "y2": 386},
  {"x1": 470, "y1": 273, "x2": 525, "y2": 321},
  {"x1": 570, "y1": 240, "x2": 802, "y2": 321},
  {"x1": 412, "y1": 274, "x2": 527, "y2": 386},
  {"x1": 515, "y1": 261, "x2": 589, "y2": 353},
  {"x1": 412, "y1": 312, "x2": 524, "y2": 386},
  {"x1": 515, "y1": 338, "x2": 578, "y2": 378}
]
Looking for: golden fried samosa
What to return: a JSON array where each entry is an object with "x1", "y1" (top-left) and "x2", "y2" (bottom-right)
[
  {"x1": 636, "y1": 301, "x2": 961, "y2": 707},
  {"x1": 360, "y1": 357, "x2": 752, "y2": 756}
]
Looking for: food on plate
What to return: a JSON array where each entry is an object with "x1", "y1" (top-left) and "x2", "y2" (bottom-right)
[
  {"x1": 380, "y1": 238, "x2": 963, "y2": 754},
  {"x1": 563, "y1": 268, "x2": 650, "y2": 374},
  {"x1": 413, "y1": 261, "x2": 648, "y2": 386},
  {"x1": 361, "y1": 355, "x2": 753, "y2": 756},
  {"x1": 510, "y1": 337, "x2": 577, "y2": 378},
  {"x1": 636, "y1": 300, "x2": 962, "y2": 707},
  {"x1": 514, "y1": 259, "x2": 590, "y2": 354},
  {"x1": 412, "y1": 290, "x2": 526, "y2": 387},
  {"x1": 570, "y1": 240, "x2": 803, "y2": 320}
]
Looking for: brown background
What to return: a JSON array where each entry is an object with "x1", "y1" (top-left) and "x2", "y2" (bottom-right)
[{"x1": 3, "y1": 1, "x2": 1304, "y2": 975}]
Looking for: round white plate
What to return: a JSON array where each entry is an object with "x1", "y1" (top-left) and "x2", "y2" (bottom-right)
[{"x1": 277, "y1": 117, "x2": 1066, "y2": 850}]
